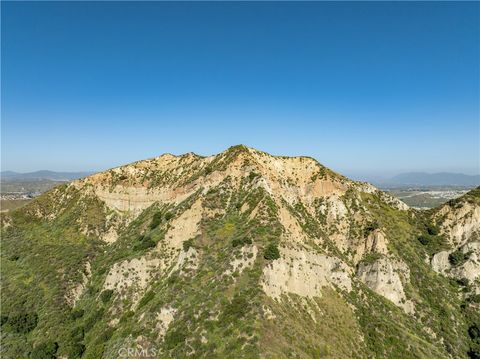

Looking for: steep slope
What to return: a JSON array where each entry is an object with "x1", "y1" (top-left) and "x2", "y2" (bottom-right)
[
  {"x1": 430, "y1": 188, "x2": 480, "y2": 292},
  {"x1": 1, "y1": 146, "x2": 479, "y2": 359}
]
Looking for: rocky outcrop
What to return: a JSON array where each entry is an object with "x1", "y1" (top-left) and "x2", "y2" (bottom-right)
[
  {"x1": 103, "y1": 256, "x2": 166, "y2": 306},
  {"x1": 431, "y1": 189, "x2": 480, "y2": 291},
  {"x1": 262, "y1": 248, "x2": 352, "y2": 299},
  {"x1": 155, "y1": 307, "x2": 177, "y2": 340},
  {"x1": 66, "y1": 262, "x2": 91, "y2": 307},
  {"x1": 357, "y1": 257, "x2": 414, "y2": 314},
  {"x1": 431, "y1": 242, "x2": 480, "y2": 287},
  {"x1": 435, "y1": 200, "x2": 480, "y2": 246},
  {"x1": 353, "y1": 229, "x2": 389, "y2": 264}
]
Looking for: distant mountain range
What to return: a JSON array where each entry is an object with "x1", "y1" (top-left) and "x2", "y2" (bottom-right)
[
  {"x1": 1, "y1": 170, "x2": 92, "y2": 181},
  {"x1": 374, "y1": 172, "x2": 480, "y2": 188}
]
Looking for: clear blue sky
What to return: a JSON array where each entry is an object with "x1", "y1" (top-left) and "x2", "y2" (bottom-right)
[{"x1": 1, "y1": 1, "x2": 479, "y2": 177}]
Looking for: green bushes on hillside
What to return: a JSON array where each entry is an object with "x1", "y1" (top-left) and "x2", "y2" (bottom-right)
[
  {"x1": 150, "y1": 212, "x2": 163, "y2": 229},
  {"x1": 418, "y1": 235, "x2": 431, "y2": 245},
  {"x1": 264, "y1": 243, "x2": 280, "y2": 260},
  {"x1": 5, "y1": 312, "x2": 38, "y2": 334},
  {"x1": 30, "y1": 341, "x2": 58, "y2": 359},
  {"x1": 426, "y1": 223, "x2": 439, "y2": 236},
  {"x1": 468, "y1": 323, "x2": 480, "y2": 359},
  {"x1": 100, "y1": 289, "x2": 114, "y2": 303},
  {"x1": 164, "y1": 327, "x2": 187, "y2": 350},
  {"x1": 70, "y1": 309, "x2": 84, "y2": 320},
  {"x1": 133, "y1": 235, "x2": 156, "y2": 251},
  {"x1": 65, "y1": 342, "x2": 86, "y2": 359},
  {"x1": 449, "y1": 250, "x2": 471, "y2": 267},
  {"x1": 232, "y1": 237, "x2": 252, "y2": 248},
  {"x1": 150, "y1": 211, "x2": 173, "y2": 230},
  {"x1": 363, "y1": 221, "x2": 380, "y2": 236},
  {"x1": 183, "y1": 238, "x2": 194, "y2": 252}
]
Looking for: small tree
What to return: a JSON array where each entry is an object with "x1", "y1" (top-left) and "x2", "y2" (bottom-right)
[
  {"x1": 418, "y1": 235, "x2": 431, "y2": 246},
  {"x1": 264, "y1": 243, "x2": 280, "y2": 260},
  {"x1": 182, "y1": 238, "x2": 194, "y2": 252},
  {"x1": 449, "y1": 250, "x2": 471, "y2": 267},
  {"x1": 469, "y1": 323, "x2": 480, "y2": 340},
  {"x1": 426, "y1": 223, "x2": 439, "y2": 236},
  {"x1": 150, "y1": 212, "x2": 163, "y2": 229},
  {"x1": 70, "y1": 309, "x2": 84, "y2": 320},
  {"x1": 7, "y1": 312, "x2": 38, "y2": 334},
  {"x1": 134, "y1": 236, "x2": 156, "y2": 251},
  {"x1": 100, "y1": 289, "x2": 114, "y2": 303},
  {"x1": 31, "y1": 341, "x2": 58, "y2": 359}
]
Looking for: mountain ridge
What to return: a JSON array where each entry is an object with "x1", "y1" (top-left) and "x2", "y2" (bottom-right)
[{"x1": 1, "y1": 145, "x2": 479, "y2": 359}]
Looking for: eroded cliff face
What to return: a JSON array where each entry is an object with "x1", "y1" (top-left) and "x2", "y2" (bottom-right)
[
  {"x1": 63, "y1": 146, "x2": 419, "y2": 322},
  {"x1": 3, "y1": 146, "x2": 478, "y2": 359},
  {"x1": 434, "y1": 198, "x2": 480, "y2": 246},
  {"x1": 68, "y1": 146, "x2": 407, "y2": 244},
  {"x1": 357, "y1": 257, "x2": 415, "y2": 314},
  {"x1": 430, "y1": 188, "x2": 480, "y2": 292},
  {"x1": 431, "y1": 242, "x2": 480, "y2": 291},
  {"x1": 261, "y1": 247, "x2": 353, "y2": 299}
]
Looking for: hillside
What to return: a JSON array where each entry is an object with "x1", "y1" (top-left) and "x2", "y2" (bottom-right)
[{"x1": 1, "y1": 145, "x2": 479, "y2": 359}]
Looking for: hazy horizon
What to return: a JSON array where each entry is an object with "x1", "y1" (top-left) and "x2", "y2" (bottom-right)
[{"x1": 2, "y1": 2, "x2": 479, "y2": 175}]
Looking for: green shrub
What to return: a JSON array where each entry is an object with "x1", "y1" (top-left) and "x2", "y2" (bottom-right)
[
  {"x1": 418, "y1": 235, "x2": 431, "y2": 245},
  {"x1": 7, "y1": 312, "x2": 38, "y2": 334},
  {"x1": 232, "y1": 237, "x2": 252, "y2": 248},
  {"x1": 65, "y1": 342, "x2": 86, "y2": 359},
  {"x1": 468, "y1": 343, "x2": 480, "y2": 359},
  {"x1": 150, "y1": 212, "x2": 163, "y2": 229},
  {"x1": 70, "y1": 309, "x2": 84, "y2": 320},
  {"x1": 96, "y1": 327, "x2": 115, "y2": 344},
  {"x1": 221, "y1": 293, "x2": 249, "y2": 322},
  {"x1": 70, "y1": 325, "x2": 84, "y2": 341},
  {"x1": 120, "y1": 310, "x2": 135, "y2": 324},
  {"x1": 138, "y1": 290, "x2": 155, "y2": 308},
  {"x1": 133, "y1": 235, "x2": 156, "y2": 251},
  {"x1": 469, "y1": 323, "x2": 480, "y2": 340},
  {"x1": 84, "y1": 344, "x2": 105, "y2": 359},
  {"x1": 183, "y1": 238, "x2": 194, "y2": 252},
  {"x1": 1, "y1": 315, "x2": 8, "y2": 326},
  {"x1": 100, "y1": 289, "x2": 114, "y2": 303},
  {"x1": 449, "y1": 250, "x2": 471, "y2": 266},
  {"x1": 457, "y1": 278, "x2": 470, "y2": 287},
  {"x1": 426, "y1": 223, "x2": 439, "y2": 235},
  {"x1": 264, "y1": 243, "x2": 280, "y2": 260},
  {"x1": 84, "y1": 309, "x2": 104, "y2": 332},
  {"x1": 363, "y1": 221, "x2": 380, "y2": 236},
  {"x1": 248, "y1": 172, "x2": 259, "y2": 181},
  {"x1": 362, "y1": 252, "x2": 382, "y2": 264},
  {"x1": 30, "y1": 341, "x2": 58, "y2": 359},
  {"x1": 164, "y1": 212, "x2": 174, "y2": 221},
  {"x1": 164, "y1": 327, "x2": 187, "y2": 349},
  {"x1": 468, "y1": 294, "x2": 480, "y2": 304}
]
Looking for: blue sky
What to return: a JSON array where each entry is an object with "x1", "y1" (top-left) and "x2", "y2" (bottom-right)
[{"x1": 1, "y1": 1, "x2": 479, "y2": 177}]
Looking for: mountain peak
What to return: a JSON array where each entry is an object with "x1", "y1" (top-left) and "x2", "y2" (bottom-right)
[
  {"x1": 3, "y1": 147, "x2": 480, "y2": 358},
  {"x1": 72, "y1": 146, "x2": 378, "y2": 218}
]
